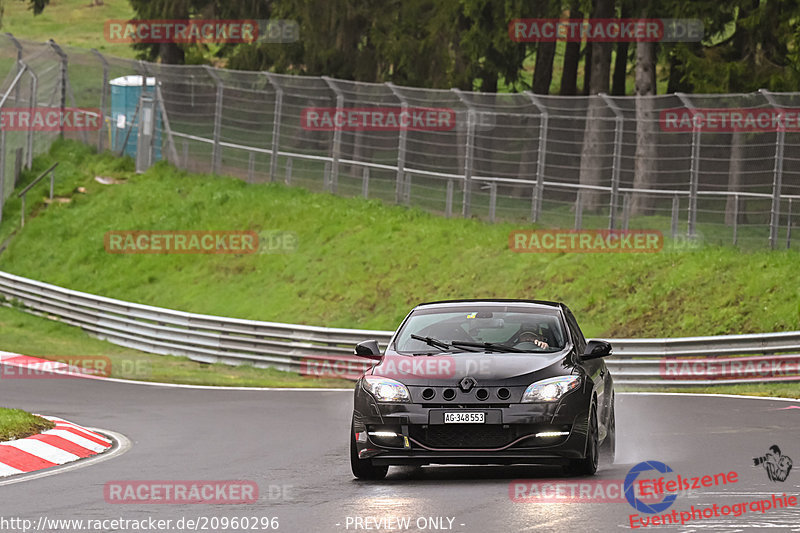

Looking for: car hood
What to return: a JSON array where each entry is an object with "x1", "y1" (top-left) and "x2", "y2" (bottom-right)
[{"x1": 370, "y1": 350, "x2": 574, "y2": 386}]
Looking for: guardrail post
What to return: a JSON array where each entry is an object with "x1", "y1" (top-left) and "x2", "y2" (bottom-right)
[
  {"x1": 264, "y1": 74, "x2": 284, "y2": 183},
  {"x1": 361, "y1": 167, "x2": 369, "y2": 198},
  {"x1": 91, "y1": 49, "x2": 109, "y2": 153},
  {"x1": 386, "y1": 83, "x2": 408, "y2": 206},
  {"x1": 676, "y1": 93, "x2": 700, "y2": 237},
  {"x1": 322, "y1": 77, "x2": 343, "y2": 193},
  {"x1": 760, "y1": 90, "x2": 786, "y2": 249},
  {"x1": 525, "y1": 92, "x2": 549, "y2": 223},
  {"x1": 452, "y1": 88, "x2": 475, "y2": 218},
  {"x1": 48, "y1": 40, "x2": 68, "y2": 139},
  {"x1": 600, "y1": 93, "x2": 623, "y2": 229},
  {"x1": 204, "y1": 66, "x2": 223, "y2": 174}
]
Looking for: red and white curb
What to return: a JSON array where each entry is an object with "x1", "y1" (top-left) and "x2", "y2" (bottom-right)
[
  {"x1": 0, "y1": 416, "x2": 112, "y2": 477},
  {"x1": 0, "y1": 351, "x2": 101, "y2": 377}
]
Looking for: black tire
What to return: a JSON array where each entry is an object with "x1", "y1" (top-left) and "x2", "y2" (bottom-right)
[
  {"x1": 564, "y1": 405, "x2": 598, "y2": 476},
  {"x1": 350, "y1": 422, "x2": 389, "y2": 480},
  {"x1": 600, "y1": 399, "x2": 616, "y2": 465}
]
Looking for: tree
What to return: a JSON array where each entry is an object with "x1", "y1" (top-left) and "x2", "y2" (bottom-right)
[{"x1": 577, "y1": 0, "x2": 615, "y2": 212}]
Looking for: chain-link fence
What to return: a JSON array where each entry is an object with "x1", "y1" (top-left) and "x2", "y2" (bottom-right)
[{"x1": 1, "y1": 35, "x2": 799, "y2": 249}]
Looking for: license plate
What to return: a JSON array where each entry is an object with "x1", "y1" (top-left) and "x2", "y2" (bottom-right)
[{"x1": 444, "y1": 412, "x2": 485, "y2": 424}]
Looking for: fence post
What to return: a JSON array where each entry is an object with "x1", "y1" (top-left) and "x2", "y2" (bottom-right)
[
  {"x1": 247, "y1": 152, "x2": 255, "y2": 182},
  {"x1": 403, "y1": 173, "x2": 411, "y2": 204},
  {"x1": 322, "y1": 77, "x2": 342, "y2": 194},
  {"x1": 446, "y1": 180, "x2": 454, "y2": 218},
  {"x1": 676, "y1": 93, "x2": 700, "y2": 237},
  {"x1": 574, "y1": 189, "x2": 584, "y2": 230},
  {"x1": 5, "y1": 33, "x2": 23, "y2": 104},
  {"x1": 362, "y1": 167, "x2": 369, "y2": 198},
  {"x1": 182, "y1": 140, "x2": 189, "y2": 168},
  {"x1": 91, "y1": 49, "x2": 109, "y2": 153},
  {"x1": 48, "y1": 40, "x2": 68, "y2": 139},
  {"x1": 386, "y1": 83, "x2": 408, "y2": 205},
  {"x1": 14, "y1": 148, "x2": 23, "y2": 188},
  {"x1": 204, "y1": 66, "x2": 223, "y2": 174},
  {"x1": 787, "y1": 198, "x2": 793, "y2": 249},
  {"x1": 600, "y1": 93, "x2": 623, "y2": 229},
  {"x1": 285, "y1": 158, "x2": 293, "y2": 185},
  {"x1": 671, "y1": 195, "x2": 679, "y2": 238},
  {"x1": 265, "y1": 73, "x2": 284, "y2": 183},
  {"x1": 732, "y1": 193, "x2": 739, "y2": 246},
  {"x1": 0, "y1": 130, "x2": 4, "y2": 223},
  {"x1": 452, "y1": 88, "x2": 475, "y2": 218},
  {"x1": 525, "y1": 92, "x2": 548, "y2": 223},
  {"x1": 760, "y1": 89, "x2": 785, "y2": 249},
  {"x1": 25, "y1": 68, "x2": 37, "y2": 169},
  {"x1": 622, "y1": 193, "x2": 631, "y2": 230},
  {"x1": 489, "y1": 181, "x2": 497, "y2": 222},
  {"x1": 323, "y1": 161, "x2": 331, "y2": 190}
]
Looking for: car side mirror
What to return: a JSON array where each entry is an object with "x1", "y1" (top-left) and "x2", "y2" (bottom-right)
[
  {"x1": 354, "y1": 340, "x2": 382, "y2": 360},
  {"x1": 582, "y1": 340, "x2": 612, "y2": 360}
]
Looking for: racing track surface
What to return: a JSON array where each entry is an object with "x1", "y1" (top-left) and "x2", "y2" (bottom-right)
[{"x1": 2, "y1": 371, "x2": 799, "y2": 532}]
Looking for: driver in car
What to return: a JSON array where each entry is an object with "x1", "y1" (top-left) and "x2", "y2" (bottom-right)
[{"x1": 516, "y1": 330, "x2": 549, "y2": 349}]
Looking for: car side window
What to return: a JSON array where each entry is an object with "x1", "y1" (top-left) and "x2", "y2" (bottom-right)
[{"x1": 564, "y1": 309, "x2": 586, "y2": 355}]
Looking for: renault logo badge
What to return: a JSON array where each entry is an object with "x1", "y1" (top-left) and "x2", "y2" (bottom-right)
[{"x1": 459, "y1": 377, "x2": 477, "y2": 392}]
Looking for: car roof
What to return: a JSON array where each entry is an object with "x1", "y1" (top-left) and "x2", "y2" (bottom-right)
[{"x1": 415, "y1": 299, "x2": 563, "y2": 310}]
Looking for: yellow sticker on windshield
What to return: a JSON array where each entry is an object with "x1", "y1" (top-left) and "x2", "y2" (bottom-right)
[{"x1": 466, "y1": 313, "x2": 476, "y2": 319}]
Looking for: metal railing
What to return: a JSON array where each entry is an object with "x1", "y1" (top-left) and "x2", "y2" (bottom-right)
[{"x1": 0, "y1": 270, "x2": 797, "y2": 386}]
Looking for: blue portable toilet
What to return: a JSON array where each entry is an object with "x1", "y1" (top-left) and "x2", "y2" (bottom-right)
[{"x1": 110, "y1": 75, "x2": 162, "y2": 160}]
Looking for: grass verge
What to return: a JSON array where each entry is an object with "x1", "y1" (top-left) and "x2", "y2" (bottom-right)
[{"x1": 0, "y1": 407, "x2": 55, "y2": 442}]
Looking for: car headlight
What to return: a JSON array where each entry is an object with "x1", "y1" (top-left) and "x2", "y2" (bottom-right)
[
  {"x1": 521, "y1": 376, "x2": 581, "y2": 403},
  {"x1": 362, "y1": 376, "x2": 411, "y2": 403}
]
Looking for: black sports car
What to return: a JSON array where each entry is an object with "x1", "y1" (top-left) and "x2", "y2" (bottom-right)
[{"x1": 349, "y1": 299, "x2": 615, "y2": 480}]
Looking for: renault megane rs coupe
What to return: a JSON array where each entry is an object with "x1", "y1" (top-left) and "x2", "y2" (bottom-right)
[{"x1": 349, "y1": 299, "x2": 615, "y2": 480}]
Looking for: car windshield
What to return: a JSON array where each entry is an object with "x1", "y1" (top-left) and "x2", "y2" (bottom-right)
[{"x1": 393, "y1": 305, "x2": 567, "y2": 354}]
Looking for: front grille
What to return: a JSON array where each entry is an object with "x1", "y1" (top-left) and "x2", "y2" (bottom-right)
[{"x1": 409, "y1": 425, "x2": 538, "y2": 449}]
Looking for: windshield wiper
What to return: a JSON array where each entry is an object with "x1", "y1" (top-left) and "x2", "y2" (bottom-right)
[
  {"x1": 410, "y1": 334, "x2": 450, "y2": 351},
  {"x1": 410, "y1": 334, "x2": 480, "y2": 353},
  {"x1": 450, "y1": 341, "x2": 523, "y2": 353}
]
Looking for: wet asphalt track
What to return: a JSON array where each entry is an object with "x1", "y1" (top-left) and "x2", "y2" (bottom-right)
[{"x1": 1, "y1": 371, "x2": 799, "y2": 533}]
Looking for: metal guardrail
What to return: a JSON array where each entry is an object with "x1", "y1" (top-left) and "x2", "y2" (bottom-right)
[{"x1": 0, "y1": 270, "x2": 798, "y2": 386}]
